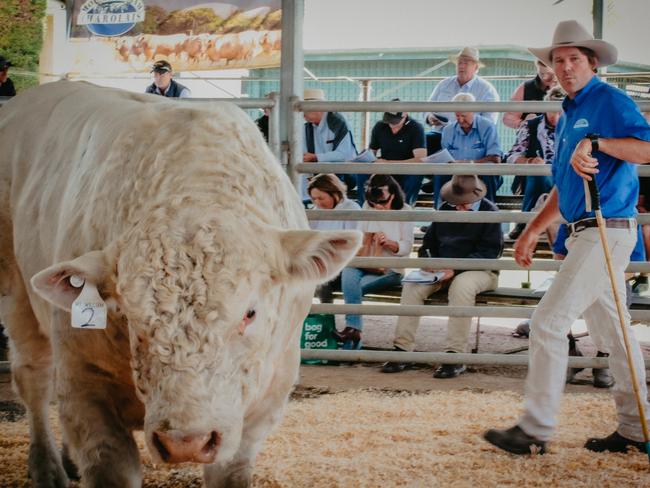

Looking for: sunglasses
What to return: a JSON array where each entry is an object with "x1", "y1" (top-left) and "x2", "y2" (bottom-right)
[{"x1": 368, "y1": 194, "x2": 393, "y2": 207}]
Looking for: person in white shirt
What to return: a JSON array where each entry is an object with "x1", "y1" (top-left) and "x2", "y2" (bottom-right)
[
  {"x1": 338, "y1": 175, "x2": 414, "y2": 349},
  {"x1": 425, "y1": 47, "x2": 500, "y2": 130},
  {"x1": 308, "y1": 173, "x2": 360, "y2": 232},
  {"x1": 308, "y1": 174, "x2": 361, "y2": 303}
]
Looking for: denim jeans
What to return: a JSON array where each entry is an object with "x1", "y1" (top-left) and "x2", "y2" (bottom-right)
[
  {"x1": 341, "y1": 267, "x2": 403, "y2": 330},
  {"x1": 521, "y1": 175, "x2": 553, "y2": 212}
]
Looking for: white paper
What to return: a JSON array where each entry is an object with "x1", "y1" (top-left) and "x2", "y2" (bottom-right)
[
  {"x1": 421, "y1": 149, "x2": 454, "y2": 164},
  {"x1": 71, "y1": 281, "x2": 107, "y2": 329},
  {"x1": 402, "y1": 269, "x2": 446, "y2": 284},
  {"x1": 352, "y1": 149, "x2": 377, "y2": 163}
]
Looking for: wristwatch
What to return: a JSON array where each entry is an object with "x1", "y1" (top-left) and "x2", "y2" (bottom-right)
[{"x1": 586, "y1": 133, "x2": 600, "y2": 153}]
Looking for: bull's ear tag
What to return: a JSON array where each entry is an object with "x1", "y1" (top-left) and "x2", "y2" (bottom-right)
[{"x1": 71, "y1": 280, "x2": 107, "y2": 330}]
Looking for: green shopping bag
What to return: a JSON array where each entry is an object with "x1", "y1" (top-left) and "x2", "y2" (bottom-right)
[{"x1": 300, "y1": 314, "x2": 338, "y2": 364}]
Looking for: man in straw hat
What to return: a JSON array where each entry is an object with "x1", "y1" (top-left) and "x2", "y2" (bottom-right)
[
  {"x1": 425, "y1": 46, "x2": 500, "y2": 130},
  {"x1": 381, "y1": 174, "x2": 502, "y2": 376},
  {"x1": 484, "y1": 20, "x2": 650, "y2": 455}
]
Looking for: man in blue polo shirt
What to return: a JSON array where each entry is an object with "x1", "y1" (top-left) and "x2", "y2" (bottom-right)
[
  {"x1": 484, "y1": 21, "x2": 650, "y2": 456},
  {"x1": 434, "y1": 92, "x2": 502, "y2": 208}
]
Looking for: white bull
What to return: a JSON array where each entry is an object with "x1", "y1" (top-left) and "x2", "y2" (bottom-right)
[{"x1": 0, "y1": 81, "x2": 361, "y2": 487}]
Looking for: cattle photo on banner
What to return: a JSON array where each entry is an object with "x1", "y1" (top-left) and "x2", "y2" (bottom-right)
[{"x1": 68, "y1": 0, "x2": 281, "y2": 74}]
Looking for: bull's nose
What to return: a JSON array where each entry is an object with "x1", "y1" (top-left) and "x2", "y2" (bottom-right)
[{"x1": 152, "y1": 429, "x2": 221, "y2": 464}]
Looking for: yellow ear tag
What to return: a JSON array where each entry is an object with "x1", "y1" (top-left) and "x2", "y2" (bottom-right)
[{"x1": 71, "y1": 279, "x2": 107, "y2": 330}]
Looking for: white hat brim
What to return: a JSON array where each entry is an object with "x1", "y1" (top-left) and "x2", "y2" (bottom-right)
[
  {"x1": 529, "y1": 39, "x2": 618, "y2": 68},
  {"x1": 449, "y1": 53, "x2": 486, "y2": 69}
]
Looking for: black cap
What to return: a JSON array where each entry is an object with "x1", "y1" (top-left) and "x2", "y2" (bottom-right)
[
  {"x1": 0, "y1": 56, "x2": 11, "y2": 70},
  {"x1": 151, "y1": 60, "x2": 172, "y2": 73},
  {"x1": 382, "y1": 98, "x2": 404, "y2": 125}
]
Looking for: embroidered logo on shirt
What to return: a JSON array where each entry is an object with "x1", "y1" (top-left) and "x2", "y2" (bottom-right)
[{"x1": 573, "y1": 118, "x2": 589, "y2": 129}]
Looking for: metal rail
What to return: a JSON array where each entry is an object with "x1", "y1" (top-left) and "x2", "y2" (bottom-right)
[
  {"x1": 295, "y1": 162, "x2": 650, "y2": 176},
  {"x1": 306, "y1": 209, "x2": 650, "y2": 224},
  {"x1": 298, "y1": 100, "x2": 650, "y2": 113},
  {"x1": 299, "y1": 350, "x2": 650, "y2": 368},
  {"x1": 310, "y1": 303, "x2": 650, "y2": 321},
  {"x1": 344, "y1": 257, "x2": 650, "y2": 273}
]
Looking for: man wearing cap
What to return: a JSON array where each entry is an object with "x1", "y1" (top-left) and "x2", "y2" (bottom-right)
[
  {"x1": 503, "y1": 60, "x2": 557, "y2": 130},
  {"x1": 145, "y1": 60, "x2": 190, "y2": 98},
  {"x1": 302, "y1": 88, "x2": 357, "y2": 200},
  {"x1": 357, "y1": 99, "x2": 426, "y2": 205},
  {"x1": 425, "y1": 47, "x2": 500, "y2": 130},
  {"x1": 381, "y1": 174, "x2": 502, "y2": 377},
  {"x1": 0, "y1": 56, "x2": 16, "y2": 97},
  {"x1": 485, "y1": 20, "x2": 650, "y2": 456}
]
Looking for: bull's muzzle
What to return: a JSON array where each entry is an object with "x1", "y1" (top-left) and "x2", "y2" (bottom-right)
[{"x1": 152, "y1": 429, "x2": 221, "y2": 464}]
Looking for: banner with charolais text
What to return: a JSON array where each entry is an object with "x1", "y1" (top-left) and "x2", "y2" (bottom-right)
[{"x1": 67, "y1": 0, "x2": 281, "y2": 74}]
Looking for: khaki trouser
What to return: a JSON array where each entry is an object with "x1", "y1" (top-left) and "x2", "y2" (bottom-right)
[
  {"x1": 393, "y1": 270, "x2": 499, "y2": 352},
  {"x1": 519, "y1": 226, "x2": 650, "y2": 442}
]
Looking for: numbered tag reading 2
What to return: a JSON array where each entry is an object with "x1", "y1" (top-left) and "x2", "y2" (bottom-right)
[{"x1": 71, "y1": 280, "x2": 107, "y2": 329}]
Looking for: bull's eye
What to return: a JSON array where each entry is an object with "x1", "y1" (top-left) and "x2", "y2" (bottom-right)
[{"x1": 238, "y1": 309, "x2": 257, "y2": 335}]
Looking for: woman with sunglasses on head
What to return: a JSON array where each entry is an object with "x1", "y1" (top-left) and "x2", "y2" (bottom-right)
[
  {"x1": 308, "y1": 174, "x2": 361, "y2": 303},
  {"x1": 337, "y1": 174, "x2": 415, "y2": 348}
]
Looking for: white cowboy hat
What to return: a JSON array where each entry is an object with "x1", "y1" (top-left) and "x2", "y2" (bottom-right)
[
  {"x1": 529, "y1": 20, "x2": 618, "y2": 68},
  {"x1": 449, "y1": 47, "x2": 485, "y2": 69},
  {"x1": 304, "y1": 88, "x2": 326, "y2": 101}
]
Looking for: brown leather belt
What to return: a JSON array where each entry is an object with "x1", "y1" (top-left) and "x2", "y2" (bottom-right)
[{"x1": 568, "y1": 217, "x2": 636, "y2": 235}]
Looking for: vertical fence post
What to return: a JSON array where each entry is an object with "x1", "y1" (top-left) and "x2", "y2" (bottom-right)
[
  {"x1": 360, "y1": 79, "x2": 372, "y2": 149},
  {"x1": 268, "y1": 91, "x2": 281, "y2": 163}
]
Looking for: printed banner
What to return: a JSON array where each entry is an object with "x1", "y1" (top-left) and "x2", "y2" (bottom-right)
[{"x1": 68, "y1": 0, "x2": 281, "y2": 74}]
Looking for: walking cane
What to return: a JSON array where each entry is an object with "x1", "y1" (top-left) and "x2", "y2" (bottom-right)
[{"x1": 586, "y1": 178, "x2": 650, "y2": 462}]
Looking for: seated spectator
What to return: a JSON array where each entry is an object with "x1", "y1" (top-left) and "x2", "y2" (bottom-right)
[
  {"x1": 0, "y1": 56, "x2": 15, "y2": 97},
  {"x1": 434, "y1": 92, "x2": 503, "y2": 208},
  {"x1": 301, "y1": 89, "x2": 357, "y2": 201},
  {"x1": 356, "y1": 99, "x2": 427, "y2": 206},
  {"x1": 308, "y1": 174, "x2": 361, "y2": 303},
  {"x1": 502, "y1": 60, "x2": 557, "y2": 129},
  {"x1": 632, "y1": 175, "x2": 650, "y2": 293},
  {"x1": 338, "y1": 175, "x2": 414, "y2": 349},
  {"x1": 145, "y1": 60, "x2": 190, "y2": 98},
  {"x1": 424, "y1": 46, "x2": 500, "y2": 130},
  {"x1": 382, "y1": 174, "x2": 503, "y2": 377},
  {"x1": 504, "y1": 85, "x2": 566, "y2": 239}
]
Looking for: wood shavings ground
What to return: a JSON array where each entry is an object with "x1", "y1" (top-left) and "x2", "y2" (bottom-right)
[{"x1": 0, "y1": 390, "x2": 647, "y2": 487}]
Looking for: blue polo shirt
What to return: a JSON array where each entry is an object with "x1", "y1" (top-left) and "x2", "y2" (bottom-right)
[
  {"x1": 441, "y1": 115, "x2": 502, "y2": 161},
  {"x1": 553, "y1": 76, "x2": 650, "y2": 223}
]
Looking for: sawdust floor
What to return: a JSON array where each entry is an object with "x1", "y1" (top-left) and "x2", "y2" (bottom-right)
[{"x1": 1, "y1": 318, "x2": 649, "y2": 487}]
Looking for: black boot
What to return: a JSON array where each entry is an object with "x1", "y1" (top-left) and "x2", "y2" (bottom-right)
[
  {"x1": 585, "y1": 431, "x2": 645, "y2": 453},
  {"x1": 484, "y1": 425, "x2": 546, "y2": 455},
  {"x1": 508, "y1": 223, "x2": 526, "y2": 240},
  {"x1": 566, "y1": 334, "x2": 584, "y2": 384},
  {"x1": 592, "y1": 351, "x2": 614, "y2": 388},
  {"x1": 381, "y1": 347, "x2": 413, "y2": 373}
]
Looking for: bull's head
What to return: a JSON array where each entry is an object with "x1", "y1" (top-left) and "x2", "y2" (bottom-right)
[{"x1": 30, "y1": 218, "x2": 360, "y2": 465}]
